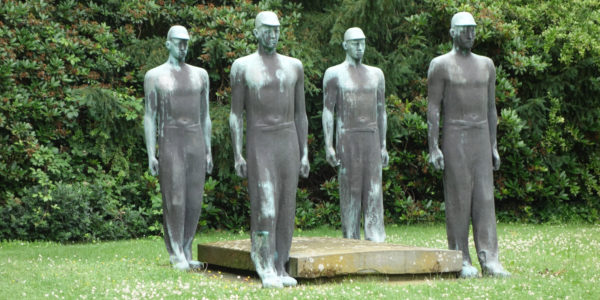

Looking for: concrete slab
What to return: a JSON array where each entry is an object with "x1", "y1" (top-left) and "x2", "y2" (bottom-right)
[{"x1": 198, "y1": 237, "x2": 462, "y2": 278}]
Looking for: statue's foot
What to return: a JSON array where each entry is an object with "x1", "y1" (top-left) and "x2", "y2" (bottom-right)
[
  {"x1": 280, "y1": 274, "x2": 297, "y2": 287},
  {"x1": 482, "y1": 262, "x2": 511, "y2": 278},
  {"x1": 261, "y1": 275, "x2": 283, "y2": 289},
  {"x1": 172, "y1": 260, "x2": 190, "y2": 271},
  {"x1": 188, "y1": 260, "x2": 206, "y2": 271},
  {"x1": 460, "y1": 263, "x2": 479, "y2": 278}
]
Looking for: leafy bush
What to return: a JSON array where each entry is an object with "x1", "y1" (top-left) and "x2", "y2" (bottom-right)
[
  {"x1": 1, "y1": 0, "x2": 598, "y2": 242},
  {"x1": 302, "y1": 0, "x2": 600, "y2": 223},
  {"x1": 0, "y1": 182, "x2": 147, "y2": 242},
  {"x1": 0, "y1": 0, "x2": 308, "y2": 241}
]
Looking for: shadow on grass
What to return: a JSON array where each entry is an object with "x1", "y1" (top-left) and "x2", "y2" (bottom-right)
[{"x1": 202, "y1": 263, "x2": 459, "y2": 286}]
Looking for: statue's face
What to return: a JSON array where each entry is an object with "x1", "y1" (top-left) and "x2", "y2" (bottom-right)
[
  {"x1": 167, "y1": 38, "x2": 188, "y2": 61},
  {"x1": 344, "y1": 38, "x2": 366, "y2": 61},
  {"x1": 452, "y1": 25, "x2": 476, "y2": 49},
  {"x1": 254, "y1": 25, "x2": 280, "y2": 51}
]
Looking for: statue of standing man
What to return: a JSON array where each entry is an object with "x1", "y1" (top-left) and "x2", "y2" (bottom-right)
[
  {"x1": 229, "y1": 11, "x2": 309, "y2": 288},
  {"x1": 427, "y1": 12, "x2": 510, "y2": 278},
  {"x1": 323, "y1": 27, "x2": 388, "y2": 242},
  {"x1": 144, "y1": 25, "x2": 212, "y2": 271}
]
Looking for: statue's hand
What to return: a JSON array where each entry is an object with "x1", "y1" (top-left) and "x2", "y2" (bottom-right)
[
  {"x1": 381, "y1": 148, "x2": 389, "y2": 168},
  {"x1": 300, "y1": 156, "x2": 310, "y2": 178},
  {"x1": 206, "y1": 153, "x2": 213, "y2": 175},
  {"x1": 492, "y1": 148, "x2": 501, "y2": 171},
  {"x1": 429, "y1": 148, "x2": 444, "y2": 171},
  {"x1": 325, "y1": 146, "x2": 340, "y2": 167},
  {"x1": 149, "y1": 156, "x2": 159, "y2": 176},
  {"x1": 234, "y1": 157, "x2": 247, "y2": 178}
]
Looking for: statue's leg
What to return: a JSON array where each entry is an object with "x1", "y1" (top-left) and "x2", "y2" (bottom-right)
[
  {"x1": 250, "y1": 178, "x2": 281, "y2": 288},
  {"x1": 275, "y1": 170, "x2": 298, "y2": 286},
  {"x1": 339, "y1": 133, "x2": 362, "y2": 240},
  {"x1": 471, "y1": 143, "x2": 509, "y2": 277},
  {"x1": 159, "y1": 127, "x2": 189, "y2": 270},
  {"x1": 247, "y1": 130, "x2": 282, "y2": 288},
  {"x1": 274, "y1": 129, "x2": 300, "y2": 286},
  {"x1": 443, "y1": 128, "x2": 476, "y2": 277},
  {"x1": 183, "y1": 127, "x2": 206, "y2": 269},
  {"x1": 363, "y1": 132, "x2": 385, "y2": 242}
]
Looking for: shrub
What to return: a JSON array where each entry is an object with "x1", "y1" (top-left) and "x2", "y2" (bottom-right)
[
  {"x1": 1, "y1": 0, "x2": 598, "y2": 242},
  {"x1": 0, "y1": 0, "x2": 308, "y2": 241},
  {"x1": 296, "y1": 0, "x2": 600, "y2": 223}
]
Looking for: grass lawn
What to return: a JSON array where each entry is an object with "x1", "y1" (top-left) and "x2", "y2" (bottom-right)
[{"x1": 1, "y1": 223, "x2": 599, "y2": 299}]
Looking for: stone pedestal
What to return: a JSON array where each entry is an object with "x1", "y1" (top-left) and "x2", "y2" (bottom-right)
[{"x1": 198, "y1": 237, "x2": 461, "y2": 278}]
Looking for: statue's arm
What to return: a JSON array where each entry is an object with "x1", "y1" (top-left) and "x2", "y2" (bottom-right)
[
  {"x1": 229, "y1": 61, "x2": 247, "y2": 178},
  {"x1": 143, "y1": 72, "x2": 159, "y2": 175},
  {"x1": 200, "y1": 69, "x2": 213, "y2": 174},
  {"x1": 487, "y1": 59, "x2": 500, "y2": 170},
  {"x1": 322, "y1": 69, "x2": 339, "y2": 167},
  {"x1": 427, "y1": 59, "x2": 445, "y2": 170},
  {"x1": 376, "y1": 69, "x2": 389, "y2": 167},
  {"x1": 295, "y1": 61, "x2": 310, "y2": 178}
]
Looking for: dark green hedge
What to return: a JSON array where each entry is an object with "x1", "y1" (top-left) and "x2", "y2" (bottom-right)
[
  {"x1": 316, "y1": 0, "x2": 600, "y2": 224},
  {"x1": 1, "y1": 0, "x2": 598, "y2": 242}
]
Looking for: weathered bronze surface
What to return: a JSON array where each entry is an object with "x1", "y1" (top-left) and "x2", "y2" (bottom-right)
[
  {"x1": 144, "y1": 25, "x2": 212, "y2": 271},
  {"x1": 427, "y1": 12, "x2": 510, "y2": 278},
  {"x1": 229, "y1": 10, "x2": 309, "y2": 288},
  {"x1": 323, "y1": 27, "x2": 387, "y2": 242}
]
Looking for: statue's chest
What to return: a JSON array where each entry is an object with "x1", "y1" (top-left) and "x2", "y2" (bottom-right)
[
  {"x1": 338, "y1": 70, "x2": 379, "y2": 108},
  {"x1": 337, "y1": 66, "x2": 378, "y2": 91},
  {"x1": 156, "y1": 71, "x2": 202, "y2": 96},
  {"x1": 244, "y1": 61, "x2": 296, "y2": 92},
  {"x1": 446, "y1": 61, "x2": 488, "y2": 86}
]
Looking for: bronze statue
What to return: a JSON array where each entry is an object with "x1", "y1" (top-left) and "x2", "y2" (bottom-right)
[
  {"x1": 427, "y1": 12, "x2": 510, "y2": 278},
  {"x1": 322, "y1": 27, "x2": 387, "y2": 242},
  {"x1": 229, "y1": 11, "x2": 309, "y2": 288},
  {"x1": 144, "y1": 25, "x2": 213, "y2": 271}
]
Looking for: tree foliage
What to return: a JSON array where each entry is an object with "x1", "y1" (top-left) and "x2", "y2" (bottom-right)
[
  {"x1": 1, "y1": 0, "x2": 598, "y2": 241},
  {"x1": 307, "y1": 0, "x2": 600, "y2": 223},
  {"x1": 0, "y1": 0, "x2": 308, "y2": 241}
]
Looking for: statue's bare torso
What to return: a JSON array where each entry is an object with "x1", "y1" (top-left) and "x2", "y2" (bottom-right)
[
  {"x1": 429, "y1": 53, "x2": 493, "y2": 125},
  {"x1": 146, "y1": 63, "x2": 208, "y2": 129},
  {"x1": 325, "y1": 62, "x2": 383, "y2": 130},
  {"x1": 231, "y1": 52, "x2": 302, "y2": 127}
]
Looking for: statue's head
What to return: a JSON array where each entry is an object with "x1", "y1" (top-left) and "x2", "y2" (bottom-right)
[
  {"x1": 166, "y1": 25, "x2": 190, "y2": 62},
  {"x1": 342, "y1": 27, "x2": 366, "y2": 61},
  {"x1": 449, "y1": 12, "x2": 476, "y2": 50},
  {"x1": 254, "y1": 11, "x2": 280, "y2": 52}
]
